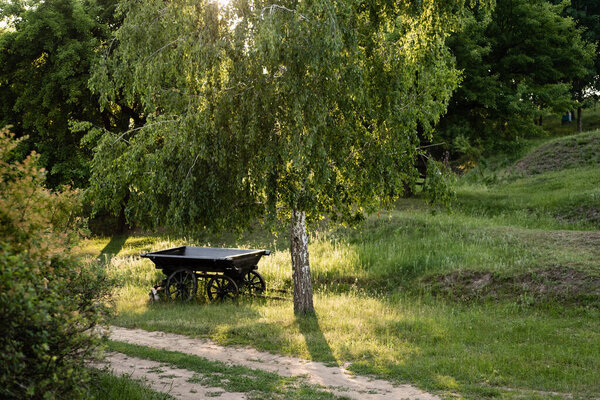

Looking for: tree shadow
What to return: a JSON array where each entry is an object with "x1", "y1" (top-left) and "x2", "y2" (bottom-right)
[
  {"x1": 296, "y1": 312, "x2": 338, "y2": 366},
  {"x1": 99, "y1": 234, "x2": 129, "y2": 264}
]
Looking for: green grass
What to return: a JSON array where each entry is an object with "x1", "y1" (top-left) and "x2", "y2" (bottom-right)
[
  {"x1": 83, "y1": 130, "x2": 600, "y2": 399},
  {"x1": 109, "y1": 293, "x2": 600, "y2": 397},
  {"x1": 456, "y1": 166, "x2": 600, "y2": 229},
  {"x1": 105, "y1": 341, "x2": 347, "y2": 400},
  {"x1": 84, "y1": 207, "x2": 600, "y2": 399},
  {"x1": 87, "y1": 370, "x2": 175, "y2": 400}
]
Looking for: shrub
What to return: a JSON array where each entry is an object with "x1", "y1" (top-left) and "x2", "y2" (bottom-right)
[
  {"x1": 423, "y1": 158, "x2": 456, "y2": 210},
  {"x1": 0, "y1": 128, "x2": 112, "y2": 399}
]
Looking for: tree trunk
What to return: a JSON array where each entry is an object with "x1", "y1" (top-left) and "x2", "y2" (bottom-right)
[
  {"x1": 117, "y1": 191, "x2": 130, "y2": 234},
  {"x1": 117, "y1": 204, "x2": 127, "y2": 234},
  {"x1": 577, "y1": 107, "x2": 582, "y2": 133},
  {"x1": 290, "y1": 210, "x2": 315, "y2": 315}
]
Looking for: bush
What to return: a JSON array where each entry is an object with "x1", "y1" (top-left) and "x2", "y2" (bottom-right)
[
  {"x1": 423, "y1": 158, "x2": 456, "y2": 210},
  {"x1": 0, "y1": 128, "x2": 112, "y2": 399}
]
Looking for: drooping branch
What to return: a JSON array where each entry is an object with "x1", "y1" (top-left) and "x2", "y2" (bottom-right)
[
  {"x1": 111, "y1": 118, "x2": 179, "y2": 144},
  {"x1": 260, "y1": 4, "x2": 308, "y2": 21}
]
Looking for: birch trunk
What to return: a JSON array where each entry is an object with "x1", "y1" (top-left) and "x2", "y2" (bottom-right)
[{"x1": 290, "y1": 210, "x2": 315, "y2": 314}]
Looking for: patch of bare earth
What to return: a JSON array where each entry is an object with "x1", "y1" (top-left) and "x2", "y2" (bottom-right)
[
  {"x1": 425, "y1": 266, "x2": 600, "y2": 305},
  {"x1": 94, "y1": 351, "x2": 246, "y2": 399},
  {"x1": 108, "y1": 326, "x2": 440, "y2": 400}
]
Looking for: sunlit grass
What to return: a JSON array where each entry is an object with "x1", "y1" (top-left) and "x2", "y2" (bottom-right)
[
  {"x1": 108, "y1": 291, "x2": 600, "y2": 397},
  {"x1": 87, "y1": 371, "x2": 175, "y2": 400},
  {"x1": 82, "y1": 205, "x2": 600, "y2": 398},
  {"x1": 82, "y1": 132, "x2": 600, "y2": 399}
]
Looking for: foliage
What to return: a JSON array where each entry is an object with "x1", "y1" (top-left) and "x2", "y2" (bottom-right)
[
  {"x1": 0, "y1": 0, "x2": 138, "y2": 188},
  {"x1": 422, "y1": 158, "x2": 456, "y2": 210},
  {"x1": 87, "y1": 0, "x2": 478, "y2": 234},
  {"x1": 0, "y1": 128, "x2": 111, "y2": 399},
  {"x1": 553, "y1": 0, "x2": 600, "y2": 99},
  {"x1": 439, "y1": 0, "x2": 596, "y2": 162}
]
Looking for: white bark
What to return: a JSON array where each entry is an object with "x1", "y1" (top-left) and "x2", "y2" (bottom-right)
[{"x1": 290, "y1": 210, "x2": 315, "y2": 314}]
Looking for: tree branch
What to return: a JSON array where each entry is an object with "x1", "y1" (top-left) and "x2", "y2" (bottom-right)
[
  {"x1": 111, "y1": 118, "x2": 179, "y2": 144},
  {"x1": 261, "y1": 5, "x2": 308, "y2": 21}
]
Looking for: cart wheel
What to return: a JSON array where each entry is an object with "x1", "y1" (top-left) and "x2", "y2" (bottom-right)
[
  {"x1": 165, "y1": 269, "x2": 197, "y2": 301},
  {"x1": 206, "y1": 275, "x2": 239, "y2": 301},
  {"x1": 242, "y1": 271, "x2": 266, "y2": 295}
]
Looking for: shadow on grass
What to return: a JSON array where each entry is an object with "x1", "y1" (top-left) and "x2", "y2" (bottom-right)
[
  {"x1": 296, "y1": 313, "x2": 338, "y2": 366},
  {"x1": 99, "y1": 234, "x2": 129, "y2": 264}
]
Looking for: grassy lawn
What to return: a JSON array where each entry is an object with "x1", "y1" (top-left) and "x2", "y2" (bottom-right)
[{"x1": 82, "y1": 130, "x2": 600, "y2": 399}]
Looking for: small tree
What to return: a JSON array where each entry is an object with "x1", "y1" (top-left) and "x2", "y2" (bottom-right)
[{"x1": 89, "y1": 0, "x2": 475, "y2": 314}]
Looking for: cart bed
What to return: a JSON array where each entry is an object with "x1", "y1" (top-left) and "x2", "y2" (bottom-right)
[{"x1": 141, "y1": 246, "x2": 270, "y2": 273}]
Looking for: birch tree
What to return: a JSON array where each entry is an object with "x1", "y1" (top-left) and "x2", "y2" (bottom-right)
[{"x1": 89, "y1": 0, "x2": 476, "y2": 314}]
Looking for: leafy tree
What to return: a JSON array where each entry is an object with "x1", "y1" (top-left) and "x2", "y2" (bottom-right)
[
  {"x1": 89, "y1": 0, "x2": 479, "y2": 314},
  {"x1": 553, "y1": 0, "x2": 600, "y2": 131},
  {"x1": 0, "y1": 0, "x2": 138, "y2": 188},
  {"x1": 0, "y1": 128, "x2": 111, "y2": 399},
  {"x1": 440, "y1": 0, "x2": 595, "y2": 160}
]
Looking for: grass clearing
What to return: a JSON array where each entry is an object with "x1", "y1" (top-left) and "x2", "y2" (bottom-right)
[
  {"x1": 88, "y1": 210, "x2": 600, "y2": 399},
  {"x1": 84, "y1": 130, "x2": 600, "y2": 399},
  {"x1": 456, "y1": 166, "x2": 600, "y2": 229}
]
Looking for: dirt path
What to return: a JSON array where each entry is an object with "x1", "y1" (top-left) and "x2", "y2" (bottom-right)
[
  {"x1": 96, "y1": 351, "x2": 246, "y2": 400},
  {"x1": 109, "y1": 326, "x2": 440, "y2": 400}
]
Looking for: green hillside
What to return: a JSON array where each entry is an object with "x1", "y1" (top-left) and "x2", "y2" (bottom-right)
[{"x1": 457, "y1": 130, "x2": 600, "y2": 230}]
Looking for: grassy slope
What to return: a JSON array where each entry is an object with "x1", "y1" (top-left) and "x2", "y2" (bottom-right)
[{"x1": 83, "y1": 130, "x2": 600, "y2": 400}]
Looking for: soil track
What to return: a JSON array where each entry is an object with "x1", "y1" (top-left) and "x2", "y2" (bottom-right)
[
  {"x1": 96, "y1": 351, "x2": 246, "y2": 399},
  {"x1": 109, "y1": 326, "x2": 440, "y2": 400}
]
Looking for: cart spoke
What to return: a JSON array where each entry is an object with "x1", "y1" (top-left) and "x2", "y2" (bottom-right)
[
  {"x1": 242, "y1": 271, "x2": 266, "y2": 295},
  {"x1": 206, "y1": 275, "x2": 239, "y2": 301},
  {"x1": 165, "y1": 269, "x2": 197, "y2": 301}
]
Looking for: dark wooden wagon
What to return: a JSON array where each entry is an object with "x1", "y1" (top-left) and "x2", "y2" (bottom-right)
[{"x1": 140, "y1": 246, "x2": 270, "y2": 301}]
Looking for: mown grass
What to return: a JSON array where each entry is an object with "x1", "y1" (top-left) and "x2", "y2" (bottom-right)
[
  {"x1": 83, "y1": 130, "x2": 600, "y2": 399},
  {"x1": 109, "y1": 293, "x2": 599, "y2": 397}
]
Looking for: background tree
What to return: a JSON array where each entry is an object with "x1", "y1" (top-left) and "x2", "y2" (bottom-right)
[
  {"x1": 553, "y1": 0, "x2": 600, "y2": 131},
  {"x1": 0, "y1": 0, "x2": 139, "y2": 188},
  {"x1": 89, "y1": 0, "x2": 479, "y2": 314},
  {"x1": 439, "y1": 0, "x2": 595, "y2": 162}
]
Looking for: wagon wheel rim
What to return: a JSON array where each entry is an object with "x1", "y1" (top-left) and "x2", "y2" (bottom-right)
[
  {"x1": 207, "y1": 276, "x2": 239, "y2": 301},
  {"x1": 242, "y1": 271, "x2": 266, "y2": 295},
  {"x1": 166, "y1": 269, "x2": 197, "y2": 301}
]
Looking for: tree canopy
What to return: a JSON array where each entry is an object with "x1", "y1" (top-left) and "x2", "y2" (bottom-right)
[
  {"x1": 439, "y1": 0, "x2": 595, "y2": 160},
  {"x1": 89, "y1": 0, "x2": 480, "y2": 312},
  {"x1": 0, "y1": 0, "x2": 139, "y2": 188},
  {"x1": 90, "y1": 0, "x2": 472, "y2": 231}
]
